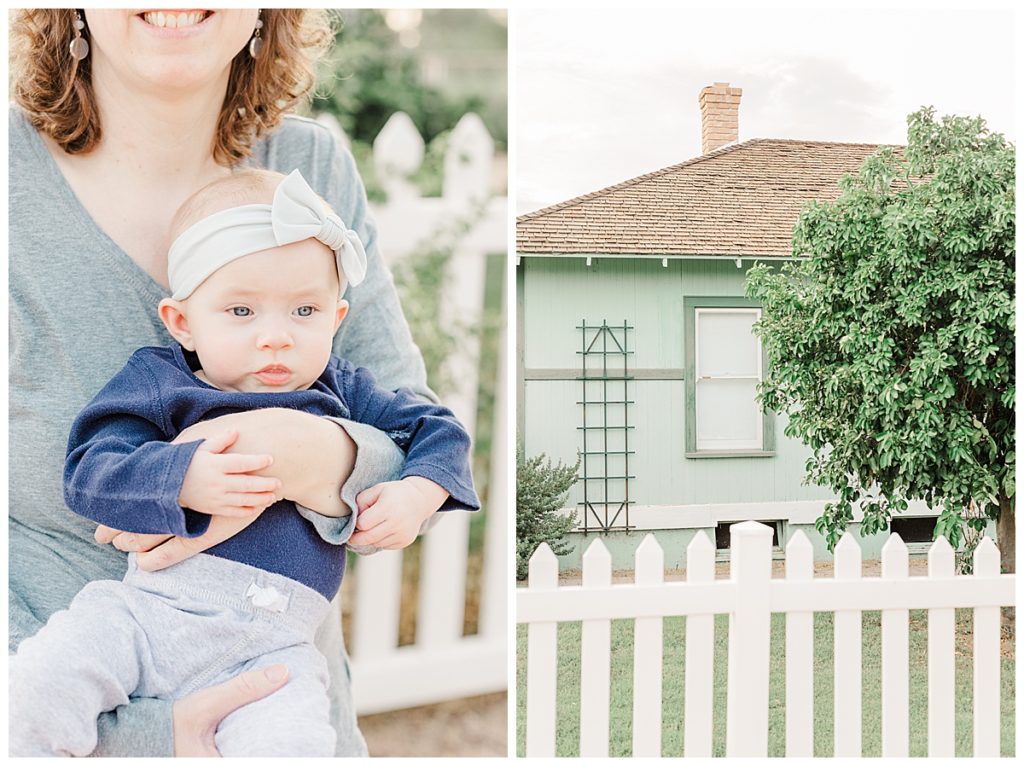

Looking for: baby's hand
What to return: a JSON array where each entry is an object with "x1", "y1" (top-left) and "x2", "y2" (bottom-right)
[
  {"x1": 178, "y1": 430, "x2": 283, "y2": 517},
  {"x1": 348, "y1": 477, "x2": 449, "y2": 550}
]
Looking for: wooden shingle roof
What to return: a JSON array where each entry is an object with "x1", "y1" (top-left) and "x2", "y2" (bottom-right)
[{"x1": 517, "y1": 139, "x2": 895, "y2": 257}]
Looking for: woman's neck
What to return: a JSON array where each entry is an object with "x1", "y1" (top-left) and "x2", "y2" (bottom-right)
[
  {"x1": 86, "y1": 56, "x2": 231, "y2": 184},
  {"x1": 38, "y1": 60, "x2": 238, "y2": 284}
]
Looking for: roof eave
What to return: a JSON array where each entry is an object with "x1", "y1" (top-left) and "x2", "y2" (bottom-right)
[{"x1": 515, "y1": 251, "x2": 801, "y2": 262}]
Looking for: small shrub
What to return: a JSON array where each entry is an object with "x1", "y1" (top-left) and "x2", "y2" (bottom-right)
[
  {"x1": 955, "y1": 500, "x2": 991, "y2": 574},
  {"x1": 516, "y1": 445, "x2": 579, "y2": 580}
]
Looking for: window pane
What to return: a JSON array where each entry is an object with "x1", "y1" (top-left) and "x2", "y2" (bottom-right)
[
  {"x1": 696, "y1": 310, "x2": 759, "y2": 377},
  {"x1": 696, "y1": 378, "x2": 761, "y2": 450}
]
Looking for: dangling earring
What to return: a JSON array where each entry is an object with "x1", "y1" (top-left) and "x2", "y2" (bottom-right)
[
  {"x1": 69, "y1": 10, "x2": 89, "y2": 61},
  {"x1": 248, "y1": 10, "x2": 264, "y2": 58}
]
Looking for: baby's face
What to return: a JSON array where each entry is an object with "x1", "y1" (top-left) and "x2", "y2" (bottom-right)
[{"x1": 182, "y1": 240, "x2": 346, "y2": 393}]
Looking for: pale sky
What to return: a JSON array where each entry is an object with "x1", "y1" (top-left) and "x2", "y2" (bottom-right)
[{"x1": 516, "y1": 5, "x2": 1017, "y2": 214}]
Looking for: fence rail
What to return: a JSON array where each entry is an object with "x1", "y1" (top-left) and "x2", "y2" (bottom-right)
[{"x1": 518, "y1": 521, "x2": 1015, "y2": 757}]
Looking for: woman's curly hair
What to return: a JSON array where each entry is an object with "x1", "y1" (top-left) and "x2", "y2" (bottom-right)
[{"x1": 9, "y1": 9, "x2": 334, "y2": 165}]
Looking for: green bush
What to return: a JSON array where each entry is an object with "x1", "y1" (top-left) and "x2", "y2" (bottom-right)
[{"x1": 516, "y1": 445, "x2": 579, "y2": 580}]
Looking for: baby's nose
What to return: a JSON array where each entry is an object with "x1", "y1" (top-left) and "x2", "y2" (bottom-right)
[{"x1": 257, "y1": 326, "x2": 294, "y2": 350}]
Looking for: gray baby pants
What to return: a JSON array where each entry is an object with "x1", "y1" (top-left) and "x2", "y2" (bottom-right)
[{"x1": 9, "y1": 553, "x2": 335, "y2": 757}]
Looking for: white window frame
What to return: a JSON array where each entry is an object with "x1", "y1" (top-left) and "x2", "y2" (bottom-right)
[{"x1": 694, "y1": 307, "x2": 764, "y2": 452}]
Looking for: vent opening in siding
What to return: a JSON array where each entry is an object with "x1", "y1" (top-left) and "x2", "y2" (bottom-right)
[
  {"x1": 715, "y1": 520, "x2": 781, "y2": 550},
  {"x1": 890, "y1": 516, "x2": 938, "y2": 544}
]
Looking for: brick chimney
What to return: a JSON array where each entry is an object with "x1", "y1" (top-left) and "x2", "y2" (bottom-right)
[{"x1": 699, "y1": 82, "x2": 742, "y2": 154}]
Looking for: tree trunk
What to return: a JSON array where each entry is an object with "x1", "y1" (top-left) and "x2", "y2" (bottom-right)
[
  {"x1": 997, "y1": 492, "x2": 1014, "y2": 635},
  {"x1": 997, "y1": 492, "x2": 1015, "y2": 573}
]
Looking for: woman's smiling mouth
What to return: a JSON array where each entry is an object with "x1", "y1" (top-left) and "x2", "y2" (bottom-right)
[{"x1": 139, "y1": 10, "x2": 212, "y2": 29}]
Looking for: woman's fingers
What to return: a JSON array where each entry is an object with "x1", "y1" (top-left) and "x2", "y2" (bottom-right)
[
  {"x1": 137, "y1": 535, "x2": 205, "y2": 572},
  {"x1": 172, "y1": 664, "x2": 290, "y2": 756},
  {"x1": 94, "y1": 525, "x2": 175, "y2": 552},
  {"x1": 111, "y1": 532, "x2": 174, "y2": 552},
  {"x1": 94, "y1": 525, "x2": 121, "y2": 544},
  {"x1": 136, "y1": 513, "x2": 261, "y2": 571}
]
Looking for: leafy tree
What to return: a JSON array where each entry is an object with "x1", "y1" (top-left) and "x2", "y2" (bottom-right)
[
  {"x1": 311, "y1": 10, "x2": 505, "y2": 149},
  {"x1": 747, "y1": 107, "x2": 1015, "y2": 573},
  {"x1": 309, "y1": 10, "x2": 506, "y2": 202},
  {"x1": 517, "y1": 445, "x2": 579, "y2": 580}
]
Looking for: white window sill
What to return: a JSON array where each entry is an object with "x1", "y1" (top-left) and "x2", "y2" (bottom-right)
[{"x1": 686, "y1": 450, "x2": 776, "y2": 459}]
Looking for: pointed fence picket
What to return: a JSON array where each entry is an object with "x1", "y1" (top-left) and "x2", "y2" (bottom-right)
[
  {"x1": 517, "y1": 521, "x2": 1015, "y2": 757},
  {"x1": 315, "y1": 111, "x2": 507, "y2": 714},
  {"x1": 725, "y1": 522, "x2": 772, "y2": 756},
  {"x1": 972, "y1": 537, "x2": 1001, "y2": 757},
  {"x1": 784, "y1": 531, "x2": 814, "y2": 757},
  {"x1": 833, "y1": 534, "x2": 862, "y2": 756},
  {"x1": 928, "y1": 536, "x2": 956, "y2": 756},
  {"x1": 580, "y1": 540, "x2": 613, "y2": 757},
  {"x1": 684, "y1": 531, "x2": 716, "y2": 757},
  {"x1": 632, "y1": 536, "x2": 664, "y2": 757},
  {"x1": 880, "y1": 534, "x2": 910, "y2": 756},
  {"x1": 526, "y1": 544, "x2": 559, "y2": 757}
]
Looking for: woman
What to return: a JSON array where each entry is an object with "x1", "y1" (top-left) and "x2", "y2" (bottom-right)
[{"x1": 9, "y1": 9, "x2": 432, "y2": 756}]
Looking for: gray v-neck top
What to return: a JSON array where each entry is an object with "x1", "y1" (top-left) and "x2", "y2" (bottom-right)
[{"x1": 8, "y1": 107, "x2": 429, "y2": 755}]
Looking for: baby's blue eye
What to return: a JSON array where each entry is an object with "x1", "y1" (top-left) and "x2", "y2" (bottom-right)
[
  {"x1": 295, "y1": 306, "x2": 315, "y2": 317},
  {"x1": 230, "y1": 306, "x2": 252, "y2": 317}
]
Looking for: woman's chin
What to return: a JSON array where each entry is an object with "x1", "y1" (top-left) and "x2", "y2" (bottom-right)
[
  {"x1": 84, "y1": 9, "x2": 255, "y2": 97},
  {"x1": 101, "y1": 58, "x2": 225, "y2": 102}
]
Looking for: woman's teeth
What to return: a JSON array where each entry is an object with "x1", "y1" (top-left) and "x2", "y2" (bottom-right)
[{"x1": 142, "y1": 11, "x2": 208, "y2": 29}]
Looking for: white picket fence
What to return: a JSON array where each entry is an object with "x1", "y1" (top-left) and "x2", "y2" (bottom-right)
[
  {"x1": 318, "y1": 111, "x2": 508, "y2": 714},
  {"x1": 518, "y1": 521, "x2": 1015, "y2": 757}
]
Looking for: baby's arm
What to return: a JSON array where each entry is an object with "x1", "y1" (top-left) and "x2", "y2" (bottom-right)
[
  {"x1": 65, "y1": 359, "x2": 282, "y2": 536},
  {"x1": 65, "y1": 386, "x2": 209, "y2": 537},
  {"x1": 327, "y1": 362, "x2": 481, "y2": 549}
]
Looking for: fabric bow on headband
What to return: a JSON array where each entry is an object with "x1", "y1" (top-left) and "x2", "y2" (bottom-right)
[{"x1": 167, "y1": 169, "x2": 368, "y2": 300}]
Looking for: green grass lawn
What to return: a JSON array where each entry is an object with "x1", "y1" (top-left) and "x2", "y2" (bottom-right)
[{"x1": 516, "y1": 610, "x2": 1015, "y2": 756}]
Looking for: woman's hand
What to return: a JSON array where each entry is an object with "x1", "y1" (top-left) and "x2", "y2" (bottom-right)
[
  {"x1": 172, "y1": 664, "x2": 290, "y2": 756},
  {"x1": 175, "y1": 409, "x2": 356, "y2": 516},
  {"x1": 95, "y1": 511, "x2": 264, "y2": 572}
]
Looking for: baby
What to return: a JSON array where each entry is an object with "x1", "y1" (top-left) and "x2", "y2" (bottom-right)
[{"x1": 9, "y1": 169, "x2": 479, "y2": 756}]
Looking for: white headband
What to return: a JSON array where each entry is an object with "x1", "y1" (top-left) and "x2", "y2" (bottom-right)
[{"x1": 167, "y1": 169, "x2": 368, "y2": 300}]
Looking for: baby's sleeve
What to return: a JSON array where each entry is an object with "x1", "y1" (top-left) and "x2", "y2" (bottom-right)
[
  {"x1": 331, "y1": 361, "x2": 480, "y2": 513},
  {"x1": 63, "y1": 357, "x2": 210, "y2": 537}
]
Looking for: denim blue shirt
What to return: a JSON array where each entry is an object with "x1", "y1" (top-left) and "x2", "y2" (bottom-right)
[{"x1": 64, "y1": 345, "x2": 478, "y2": 599}]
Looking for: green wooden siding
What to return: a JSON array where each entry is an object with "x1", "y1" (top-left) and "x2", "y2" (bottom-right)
[{"x1": 521, "y1": 256, "x2": 835, "y2": 508}]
